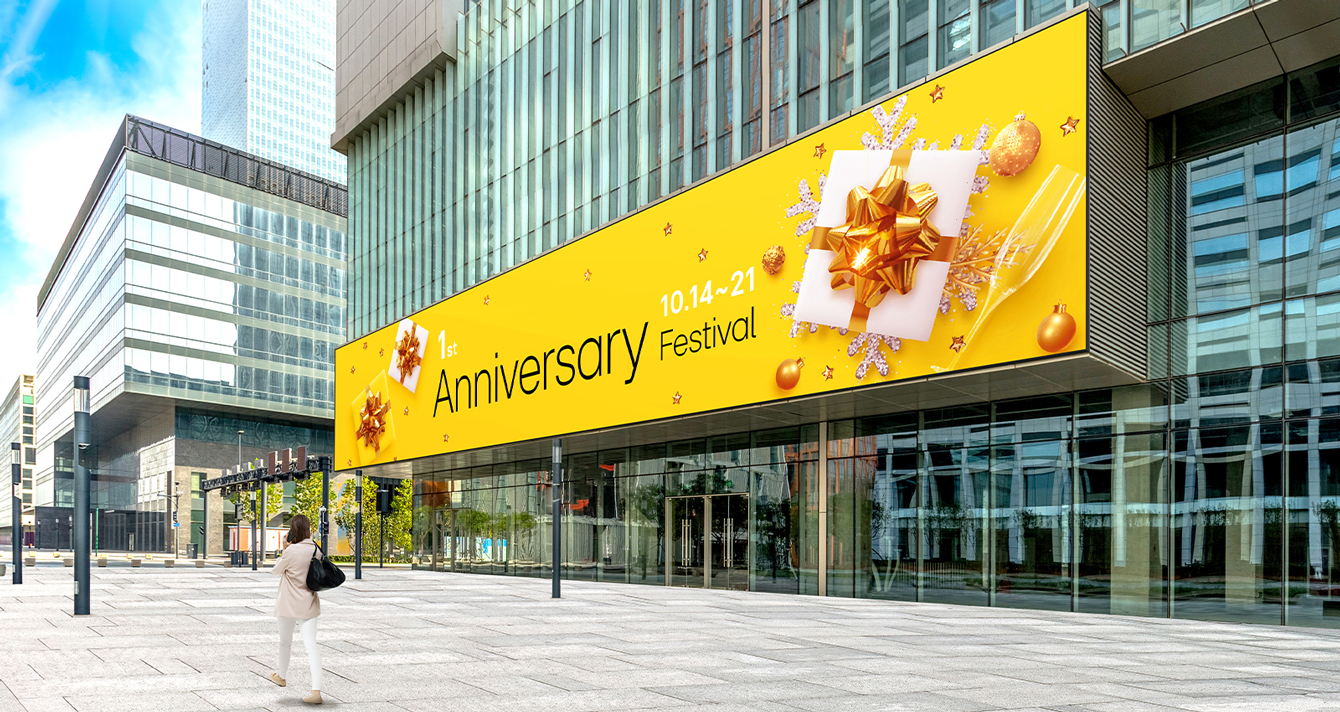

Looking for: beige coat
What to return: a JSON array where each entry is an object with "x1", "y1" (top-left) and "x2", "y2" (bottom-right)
[{"x1": 271, "y1": 538, "x2": 321, "y2": 620}]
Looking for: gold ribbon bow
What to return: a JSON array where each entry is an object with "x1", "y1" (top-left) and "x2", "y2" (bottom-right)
[
  {"x1": 813, "y1": 151, "x2": 942, "y2": 311},
  {"x1": 356, "y1": 389, "x2": 390, "y2": 451},
  {"x1": 394, "y1": 330, "x2": 423, "y2": 383}
]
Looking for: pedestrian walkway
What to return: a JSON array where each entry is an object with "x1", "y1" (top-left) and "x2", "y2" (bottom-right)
[{"x1": 0, "y1": 567, "x2": 1338, "y2": 711}]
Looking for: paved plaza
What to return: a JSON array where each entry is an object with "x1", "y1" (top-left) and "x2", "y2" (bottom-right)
[{"x1": 0, "y1": 566, "x2": 1339, "y2": 711}]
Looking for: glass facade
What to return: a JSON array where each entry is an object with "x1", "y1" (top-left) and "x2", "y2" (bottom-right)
[
  {"x1": 347, "y1": 0, "x2": 1110, "y2": 339},
  {"x1": 203, "y1": 0, "x2": 345, "y2": 182},
  {"x1": 34, "y1": 119, "x2": 347, "y2": 551}
]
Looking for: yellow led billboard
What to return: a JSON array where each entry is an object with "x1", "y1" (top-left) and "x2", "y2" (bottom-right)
[{"x1": 337, "y1": 13, "x2": 1091, "y2": 469}]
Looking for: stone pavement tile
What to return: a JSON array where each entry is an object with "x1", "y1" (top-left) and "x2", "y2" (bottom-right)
[
  {"x1": 785, "y1": 690, "x2": 998, "y2": 712},
  {"x1": 390, "y1": 688, "x2": 692, "y2": 712},
  {"x1": 1174, "y1": 693, "x2": 1337, "y2": 712},
  {"x1": 1125, "y1": 679, "x2": 1295, "y2": 697},
  {"x1": 16, "y1": 698, "x2": 75, "y2": 712},
  {"x1": 809, "y1": 673, "x2": 960, "y2": 696},
  {"x1": 647, "y1": 680, "x2": 848, "y2": 705},
  {"x1": 1047, "y1": 702, "x2": 1186, "y2": 712},
  {"x1": 937, "y1": 678, "x2": 1126, "y2": 709},
  {"x1": 1242, "y1": 676, "x2": 1340, "y2": 693},
  {"x1": 555, "y1": 667, "x2": 730, "y2": 690},
  {"x1": 63, "y1": 691, "x2": 217, "y2": 712}
]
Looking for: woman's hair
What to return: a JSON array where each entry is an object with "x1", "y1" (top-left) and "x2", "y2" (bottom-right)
[{"x1": 286, "y1": 514, "x2": 312, "y2": 544}]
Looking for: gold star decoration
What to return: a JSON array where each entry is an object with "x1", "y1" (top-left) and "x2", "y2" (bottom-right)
[
  {"x1": 350, "y1": 366, "x2": 355, "y2": 374},
  {"x1": 950, "y1": 335, "x2": 967, "y2": 353},
  {"x1": 796, "y1": 358, "x2": 805, "y2": 369},
  {"x1": 584, "y1": 269, "x2": 592, "y2": 281},
  {"x1": 443, "y1": 434, "x2": 450, "y2": 443},
  {"x1": 663, "y1": 222, "x2": 673, "y2": 236},
  {"x1": 362, "y1": 342, "x2": 368, "y2": 350},
  {"x1": 379, "y1": 347, "x2": 384, "y2": 357},
  {"x1": 403, "y1": 407, "x2": 409, "y2": 416},
  {"x1": 672, "y1": 391, "x2": 682, "y2": 405},
  {"x1": 394, "y1": 329, "x2": 424, "y2": 383},
  {"x1": 814, "y1": 143, "x2": 826, "y2": 158},
  {"x1": 484, "y1": 295, "x2": 490, "y2": 305},
  {"x1": 347, "y1": 459, "x2": 352, "y2": 467},
  {"x1": 1060, "y1": 116, "x2": 1080, "y2": 136},
  {"x1": 822, "y1": 366, "x2": 834, "y2": 381},
  {"x1": 929, "y1": 84, "x2": 945, "y2": 103},
  {"x1": 356, "y1": 389, "x2": 391, "y2": 452},
  {"x1": 698, "y1": 248, "x2": 709, "y2": 262}
]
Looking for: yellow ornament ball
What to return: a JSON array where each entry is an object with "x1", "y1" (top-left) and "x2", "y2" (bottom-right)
[
  {"x1": 762, "y1": 245, "x2": 786, "y2": 275},
  {"x1": 988, "y1": 118, "x2": 1042, "y2": 177},
  {"x1": 1037, "y1": 304, "x2": 1077, "y2": 353},
  {"x1": 776, "y1": 358, "x2": 803, "y2": 390}
]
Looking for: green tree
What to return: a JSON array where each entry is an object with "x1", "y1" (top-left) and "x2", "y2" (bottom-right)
[
  {"x1": 292, "y1": 476, "x2": 324, "y2": 521},
  {"x1": 229, "y1": 484, "x2": 283, "y2": 525},
  {"x1": 387, "y1": 478, "x2": 414, "y2": 555},
  {"x1": 333, "y1": 476, "x2": 380, "y2": 561}
]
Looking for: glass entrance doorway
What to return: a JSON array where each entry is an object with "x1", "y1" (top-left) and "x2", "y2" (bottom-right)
[
  {"x1": 667, "y1": 494, "x2": 749, "y2": 590},
  {"x1": 431, "y1": 508, "x2": 457, "y2": 572}
]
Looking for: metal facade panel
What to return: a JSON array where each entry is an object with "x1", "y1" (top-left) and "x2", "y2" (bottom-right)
[{"x1": 1086, "y1": 11, "x2": 1149, "y2": 380}]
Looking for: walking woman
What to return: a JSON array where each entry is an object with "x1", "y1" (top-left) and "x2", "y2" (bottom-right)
[{"x1": 269, "y1": 514, "x2": 323, "y2": 704}]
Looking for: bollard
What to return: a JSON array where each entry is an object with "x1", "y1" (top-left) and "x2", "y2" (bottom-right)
[
  {"x1": 97, "y1": 558, "x2": 107, "y2": 567},
  {"x1": 131, "y1": 559, "x2": 142, "y2": 568},
  {"x1": 63, "y1": 558, "x2": 73, "y2": 567},
  {"x1": 23, "y1": 557, "x2": 34, "y2": 567},
  {"x1": 164, "y1": 559, "x2": 175, "y2": 568}
]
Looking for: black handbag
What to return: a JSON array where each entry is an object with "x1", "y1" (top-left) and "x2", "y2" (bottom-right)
[{"x1": 305, "y1": 542, "x2": 346, "y2": 592}]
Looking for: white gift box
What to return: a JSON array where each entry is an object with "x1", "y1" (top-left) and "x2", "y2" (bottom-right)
[
  {"x1": 794, "y1": 150, "x2": 981, "y2": 341},
  {"x1": 387, "y1": 318, "x2": 430, "y2": 392}
]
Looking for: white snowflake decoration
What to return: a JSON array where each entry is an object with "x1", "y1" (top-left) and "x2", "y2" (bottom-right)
[
  {"x1": 849, "y1": 333, "x2": 901, "y2": 380},
  {"x1": 785, "y1": 175, "x2": 826, "y2": 237}
]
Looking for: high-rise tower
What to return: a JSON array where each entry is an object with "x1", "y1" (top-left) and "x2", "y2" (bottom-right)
[{"x1": 202, "y1": 0, "x2": 344, "y2": 183}]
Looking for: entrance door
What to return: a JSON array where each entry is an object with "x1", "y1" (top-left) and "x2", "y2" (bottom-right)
[
  {"x1": 431, "y1": 509, "x2": 453, "y2": 572},
  {"x1": 668, "y1": 497, "x2": 705, "y2": 587},
  {"x1": 710, "y1": 494, "x2": 749, "y2": 591},
  {"x1": 667, "y1": 494, "x2": 749, "y2": 590}
]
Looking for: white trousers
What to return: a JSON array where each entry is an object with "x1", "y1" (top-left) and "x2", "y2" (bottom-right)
[{"x1": 276, "y1": 617, "x2": 322, "y2": 690}]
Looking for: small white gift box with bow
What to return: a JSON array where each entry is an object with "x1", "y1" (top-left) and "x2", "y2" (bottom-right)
[
  {"x1": 794, "y1": 150, "x2": 982, "y2": 341},
  {"x1": 388, "y1": 318, "x2": 430, "y2": 392}
]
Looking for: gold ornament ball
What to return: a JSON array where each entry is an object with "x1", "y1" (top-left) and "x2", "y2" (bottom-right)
[
  {"x1": 776, "y1": 358, "x2": 803, "y2": 390},
  {"x1": 988, "y1": 119, "x2": 1042, "y2": 177},
  {"x1": 762, "y1": 245, "x2": 786, "y2": 275},
  {"x1": 1037, "y1": 304, "x2": 1077, "y2": 353}
]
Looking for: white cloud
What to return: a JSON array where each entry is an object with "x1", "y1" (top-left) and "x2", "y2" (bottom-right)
[{"x1": 0, "y1": 2, "x2": 202, "y2": 393}]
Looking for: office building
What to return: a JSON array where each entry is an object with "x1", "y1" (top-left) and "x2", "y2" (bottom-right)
[
  {"x1": 0, "y1": 375, "x2": 36, "y2": 546},
  {"x1": 203, "y1": 0, "x2": 345, "y2": 183},
  {"x1": 33, "y1": 116, "x2": 347, "y2": 555},
  {"x1": 331, "y1": 0, "x2": 1340, "y2": 630}
]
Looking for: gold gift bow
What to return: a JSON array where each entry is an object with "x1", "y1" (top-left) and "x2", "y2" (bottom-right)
[
  {"x1": 357, "y1": 389, "x2": 391, "y2": 451},
  {"x1": 394, "y1": 329, "x2": 423, "y2": 384},
  {"x1": 810, "y1": 150, "x2": 956, "y2": 332}
]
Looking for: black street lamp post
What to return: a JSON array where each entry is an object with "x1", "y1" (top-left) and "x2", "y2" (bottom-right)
[
  {"x1": 73, "y1": 376, "x2": 91, "y2": 615},
  {"x1": 10, "y1": 443, "x2": 20, "y2": 585}
]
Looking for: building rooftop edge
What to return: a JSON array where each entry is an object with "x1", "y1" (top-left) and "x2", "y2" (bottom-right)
[{"x1": 38, "y1": 115, "x2": 350, "y2": 315}]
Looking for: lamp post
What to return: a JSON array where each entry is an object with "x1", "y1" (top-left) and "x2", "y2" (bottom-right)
[
  {"x1": 354, "y1": 470, "x2": 362, "y2": 580},
  {"x1": 551, "y1": 438, "x2": 562, "y2": 599},
  {"x1": 73, "y1": 376, "x2": 90, "y2": 615},
  {"x1": 10, "y1": 443, "x2": 20, "y2": 585}
]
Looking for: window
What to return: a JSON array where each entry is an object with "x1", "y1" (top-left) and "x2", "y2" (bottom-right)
[
  {"x1": 862, "y1": 0, "x2": 891, "y2": 104},
  {"x1": 979, "y1": 0, "x2": 1016, "y2": 51},
  {"x1": 898, "y1": 0, "x2": 929, "y2": 88},
  {"x1": 938, "y1": 0, "x2": 970, "y2": 69}
]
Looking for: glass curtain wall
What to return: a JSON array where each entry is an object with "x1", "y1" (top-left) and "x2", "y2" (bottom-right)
[
  {"x1": 1148, "y1": 56, "x2": 1340, "y2": 628},
  {"x1": 348, "y1": 0, "x2": 1104, "y2": 341}
]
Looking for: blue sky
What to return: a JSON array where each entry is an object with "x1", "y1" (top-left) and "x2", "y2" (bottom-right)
[{"x1": 0, "y1": 0, "x2": 201, "y2": 391}]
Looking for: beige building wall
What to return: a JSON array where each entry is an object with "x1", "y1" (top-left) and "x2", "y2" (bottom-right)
[{"x1": 332, "y1": 0, "x2": 464, "y2": 151}]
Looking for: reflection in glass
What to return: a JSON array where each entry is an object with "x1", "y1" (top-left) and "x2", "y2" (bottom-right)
[
  {"x1": 1286, "y1": 419, "x2": 1340, "y2": 628},
  {"x1": 1173, "y1": 424, "x2": 1283, "y2": 624},
  {"x1": 1077, "y1": 434, "x2": 1168, "y2": 616},
  {"x1": 993, "y1": 440, "x2": 1072, "y2": 611}
]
